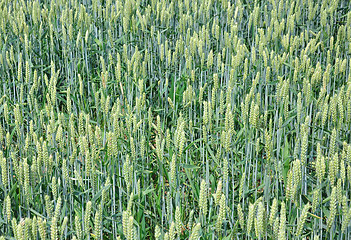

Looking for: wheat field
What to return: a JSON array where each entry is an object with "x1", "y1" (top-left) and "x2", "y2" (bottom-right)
[{"x1": 0, "y1": 0, "x2": 351, "y2": 239}]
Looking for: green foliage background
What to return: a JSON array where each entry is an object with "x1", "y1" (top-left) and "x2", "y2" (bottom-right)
[{"x1": 0, "y1": 0, "x2": 351, "y2": 239}]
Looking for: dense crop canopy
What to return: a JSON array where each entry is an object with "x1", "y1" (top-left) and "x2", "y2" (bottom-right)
[{"x1": 0, "y1": 0, "x2": 351, "y2": 239}]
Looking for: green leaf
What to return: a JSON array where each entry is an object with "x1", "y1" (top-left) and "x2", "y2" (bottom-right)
[
  {"x1": 182, "y1": 164, "x2": 200, "y2": 170},
  {"x1": 142, "y1": 187, "x2": 155, "y2": 196},
  {"x1": 94, "y1": 38, "x2": 102, "y2": 48}
]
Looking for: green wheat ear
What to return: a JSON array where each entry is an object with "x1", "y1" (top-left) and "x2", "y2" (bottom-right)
[
  {"x1": 279, "y1": 203, "x2": 286, "y2": 240},
  {"x1": 189, "y1": 223, "x2": 201, "y2": 240},
  {"x1": 155, "y1": 225, "x2": 161, "y2": 239},
  {"x1": 216, "y1": 194, "x2": 226, "y2": 234},
  {"x1": 199, "y1": 179, "x2": 208, "y2": 218},
  {"x1": 296, "y1": 203, "x2": 311, "y2": 236},
  {"x1": 214, "y1": 180, "x2": 222, "y2": 206},
  {"x1": 269, "y1": 198, "x2": 278, "y2": 226},
  {"x1": 327, "y1": 187, "x2": 337, "y2": 230},
  {"x1": 247, "y1": 202, "x2": 255, "y2": 235}
]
